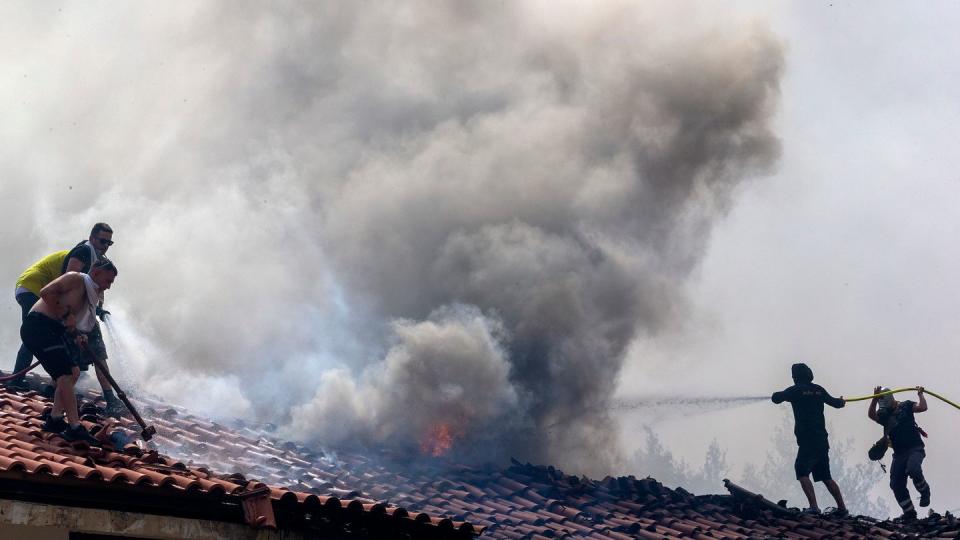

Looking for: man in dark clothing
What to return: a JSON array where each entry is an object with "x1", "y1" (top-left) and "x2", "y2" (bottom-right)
[
  {"x1": 60, "y1": 223, "x2": 123, "y2": 417},
  {"x1": 8, "y1": 223, "x2": 115, "y2": 391},
  {"x1": 772, "y1": 363, "x2": 848, "y2": 516},
  {"x1": 869, "y1": 386, "x2": 930, "y2": 521}
]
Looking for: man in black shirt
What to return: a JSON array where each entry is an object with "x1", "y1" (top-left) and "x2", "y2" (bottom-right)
[
  {"x1": 869, "y1": 386, "x2": 930, "y2": 521},
  {"x1": 772, "y1": 363, "x2": 848, "y2": 516},
  {"x1": 62, "y1": 222, "x2": 114, "y2": 274},
  {"x1": 62, "y1": 223, "x2": 123, "y2": 417}
]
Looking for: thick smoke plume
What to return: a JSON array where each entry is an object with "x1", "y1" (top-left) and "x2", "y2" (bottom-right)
[{"x1": 0, "y1": 2, "x2": 782, "y2": 474}]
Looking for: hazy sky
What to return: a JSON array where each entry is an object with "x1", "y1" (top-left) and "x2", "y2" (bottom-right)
[
  {"x1": 617, "y1": 1, "x2": 960, "y2": 514},
  {"x1": 2, "y1": 0, "x2": 959, "y2": 516}
]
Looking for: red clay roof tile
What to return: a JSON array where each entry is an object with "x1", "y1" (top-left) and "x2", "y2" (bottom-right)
[
  {"x1": 9, "y1": 377, "x2": 960, "y2": 539},
  {"x1": 0, "y1": 380, "x2": 480, "y2": 538}
]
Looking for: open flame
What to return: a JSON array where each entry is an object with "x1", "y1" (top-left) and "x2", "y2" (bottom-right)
[{"x1": 420, "y1": 422, "x2": 463, "y2": 457}]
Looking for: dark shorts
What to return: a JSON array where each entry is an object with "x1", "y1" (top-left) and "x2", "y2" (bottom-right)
[
  {"x1": 795, "y1": 444, "x2": 832, "y2": 482},
  {"x1": 20, "y1": 312, "x2": 77, "y2": 380},
  {"x1": 64, "y1": 323, "x2": 107, "y2": 370},
  {"x1": 86, "y1": 323, "x2": 108, "y2": 362}
]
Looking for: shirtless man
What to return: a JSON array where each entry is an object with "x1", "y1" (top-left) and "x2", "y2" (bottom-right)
[
  {"x1": 20, "y1": 258, "x2": 118, "y2": 444},
  {"x1": 62, "y1": 223, "x2": 123, "y2": 416}
]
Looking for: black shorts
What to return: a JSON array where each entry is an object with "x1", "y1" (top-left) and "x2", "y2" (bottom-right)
[
  {"x1": 64, "y1": 323, "x2": 107, "y2": 370},
  {"x1": 20, "y1": 312, "x2": 77, "y2": 380},
  {"x1": 795, "y1": 444, "x2": 832, "y2": 481}
]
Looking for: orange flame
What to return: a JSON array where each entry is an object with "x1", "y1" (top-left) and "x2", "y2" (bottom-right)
[{"x1": 420, "y1": 422, "x2": 462, "y2": 457}]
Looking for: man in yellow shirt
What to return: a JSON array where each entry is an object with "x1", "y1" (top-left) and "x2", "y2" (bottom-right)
[
  {"x1": 7, "y1": 223, "x2": 123, "y2": 417},
  {"x1": 9, "y1": 250, "x2": 70, "y2": 388}
]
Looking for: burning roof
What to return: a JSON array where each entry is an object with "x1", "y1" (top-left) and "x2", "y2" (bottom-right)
[
  {"x1": 0, "y1": 373, "x2": 478, "y2": 538},
  {"x1": 2, "y1": 372, "x2": 959, "y2": 539}
]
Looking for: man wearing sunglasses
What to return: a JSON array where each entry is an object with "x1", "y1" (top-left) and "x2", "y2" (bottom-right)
[
  {"x1": 9, "y1": 224, "x2": 119, "y2": 403},
  {"x1": 59, "y1": 222, "x2": 124, "y2": 416},
  {"x1": 62, "y1": 222, "x2": 114, "y2": 274},
  {"x1": 9, "y1": 223, "x2": 115, "y2": 382}
]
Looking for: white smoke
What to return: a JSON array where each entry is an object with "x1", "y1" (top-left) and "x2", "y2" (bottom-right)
[
  {"x1": 285, "y1": 305, "x2": 518, "y2": 453},
  {"x1": 0, "y1": 2, "x2": 782, "y2": 474}
]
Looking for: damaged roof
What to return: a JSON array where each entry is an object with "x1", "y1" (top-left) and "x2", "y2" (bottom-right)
[
  {"x1": 0, "y1": 375, "x2": 478, "y2": 539},
  {"x1": 2, "y1": 374, "x2": 959, "y2": 539}
]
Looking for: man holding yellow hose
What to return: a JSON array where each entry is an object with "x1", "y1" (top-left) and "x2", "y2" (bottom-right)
[
  {"x1": 771, "y1": 363, "x2": 848, "y2": 516},
  {"x1": 869, "y1": 386, "x2": 930, "y2": 521}
]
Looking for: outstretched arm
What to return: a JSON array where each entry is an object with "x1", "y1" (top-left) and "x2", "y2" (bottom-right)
[
  {"x1": 824, "y1": 390, "x2": 845, "y2": 409},
  {"x1": 771, "y1": 388, "x2": 790, "y2": 404},
  {"x1": 868, "y1": 386, "x2": 881, "y2": 421},
  {"x1": 914, "y1": 387, "x2": 928, "y2": 413}
]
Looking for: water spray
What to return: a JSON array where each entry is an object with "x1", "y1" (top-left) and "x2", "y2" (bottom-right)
[
  {"x1": 613, "y1": 395, "x2": 768, "y2": 411},
  {"x1": 610, "y1": 395, "x2": 770, "y2": 426},
  {"x1": 79, "y1": 339, "x2": 157, "y2": 441},
  {"x1": 102, "y1": 316, "x2": 133, "y2": 372}
]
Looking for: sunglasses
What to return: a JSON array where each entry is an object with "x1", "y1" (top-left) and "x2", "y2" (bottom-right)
[{"x1": 96, "y1": 237, "x2": 114, "y2": 246}]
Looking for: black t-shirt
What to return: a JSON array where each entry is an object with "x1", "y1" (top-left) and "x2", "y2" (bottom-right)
[
  {"x1": 875, "y1": 400, "x2": 924, "y2": 452},
  {"x1": 772, "y1": 382, "x2": 845, "y2": 447},
  {"x1": 61, "y1": 240, "x2": 98, "y2": 274}
]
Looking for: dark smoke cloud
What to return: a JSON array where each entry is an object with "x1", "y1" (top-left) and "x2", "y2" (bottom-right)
[{"x1": 0, "y1": 2, "x2": 782, "y2": 474}]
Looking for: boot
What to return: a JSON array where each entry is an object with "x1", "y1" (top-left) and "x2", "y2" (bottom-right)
[
  {"x1": 61, "y1": 424, "x2": 100, "y2": 446},
  {"x1": 104, "y1": 396, "x2": 126, "y2": 418},
  {"x1": 899, "y1": 509, "x2": 917, "y2": 522},
  {"x1": 41, "y1": 415, "x2": 68, "y2": 433},
  {"x1": 2, "y1": 377, "x2": 30, "y2": 391}
]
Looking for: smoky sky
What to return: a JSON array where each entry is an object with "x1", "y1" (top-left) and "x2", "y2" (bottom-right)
[{"x1": 0, "y1": 1, "x2": 782, "y2": 474}]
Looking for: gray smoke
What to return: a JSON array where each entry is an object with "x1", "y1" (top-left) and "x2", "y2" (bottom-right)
[{"x1": 0, "y1": 2, "x2": 782, "y2": 474}]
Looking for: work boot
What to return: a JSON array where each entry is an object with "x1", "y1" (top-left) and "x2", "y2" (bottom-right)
[
  {"x1": 919, "y1": 491, "x2": 930, "y2": 508},
  {"x1": 61, "y1": 424, "x2": 100, "y2": 446},
  {"x1": 898, "y1": 510, "x2": 917, "y2": 523},
  {"x1": 824, "y1": 507, "x2": 849, "y2": 518},
  {"x1": 3, "y1": 378, "x2": 30, "y2": 391},
  {"x1": 41, "y1": 415, "x2": 68, "y2": 434},
  {"x1": 104, "y1": 399, "x2": 126, "y2": 419}
]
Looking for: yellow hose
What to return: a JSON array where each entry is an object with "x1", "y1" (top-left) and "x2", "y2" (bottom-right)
[{"x1": 843, "y1": 387, "x2": 960, "y2": 411}]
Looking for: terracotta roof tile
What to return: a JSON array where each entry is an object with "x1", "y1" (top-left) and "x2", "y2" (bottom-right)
[
  {"x1": 0, "y1": 380, "x2": 479, "y2": 538},
  {"x1": 10, "y1": 375, "x2": 960, "y2": 539}
]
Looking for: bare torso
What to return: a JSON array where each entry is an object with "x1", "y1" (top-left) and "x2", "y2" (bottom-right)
[{"x1": 32, "y1": 272, "x2": 93, "y2": 331}]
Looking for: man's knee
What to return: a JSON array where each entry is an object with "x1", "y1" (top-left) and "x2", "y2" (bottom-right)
[
  {"x1": 906, "y1": 452, "x2": 925, "y2": 476},
  {"x1": 56, "y1": 372, "x2": 77, "y2": 387},
  {"x1": 891, "y1": 476, "x2": 906, "y2": 491}
]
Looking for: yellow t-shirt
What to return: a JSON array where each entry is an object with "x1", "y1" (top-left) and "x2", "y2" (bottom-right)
[{"x1": 15, "y1": 250, "x2": 69, "y2": 296}]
